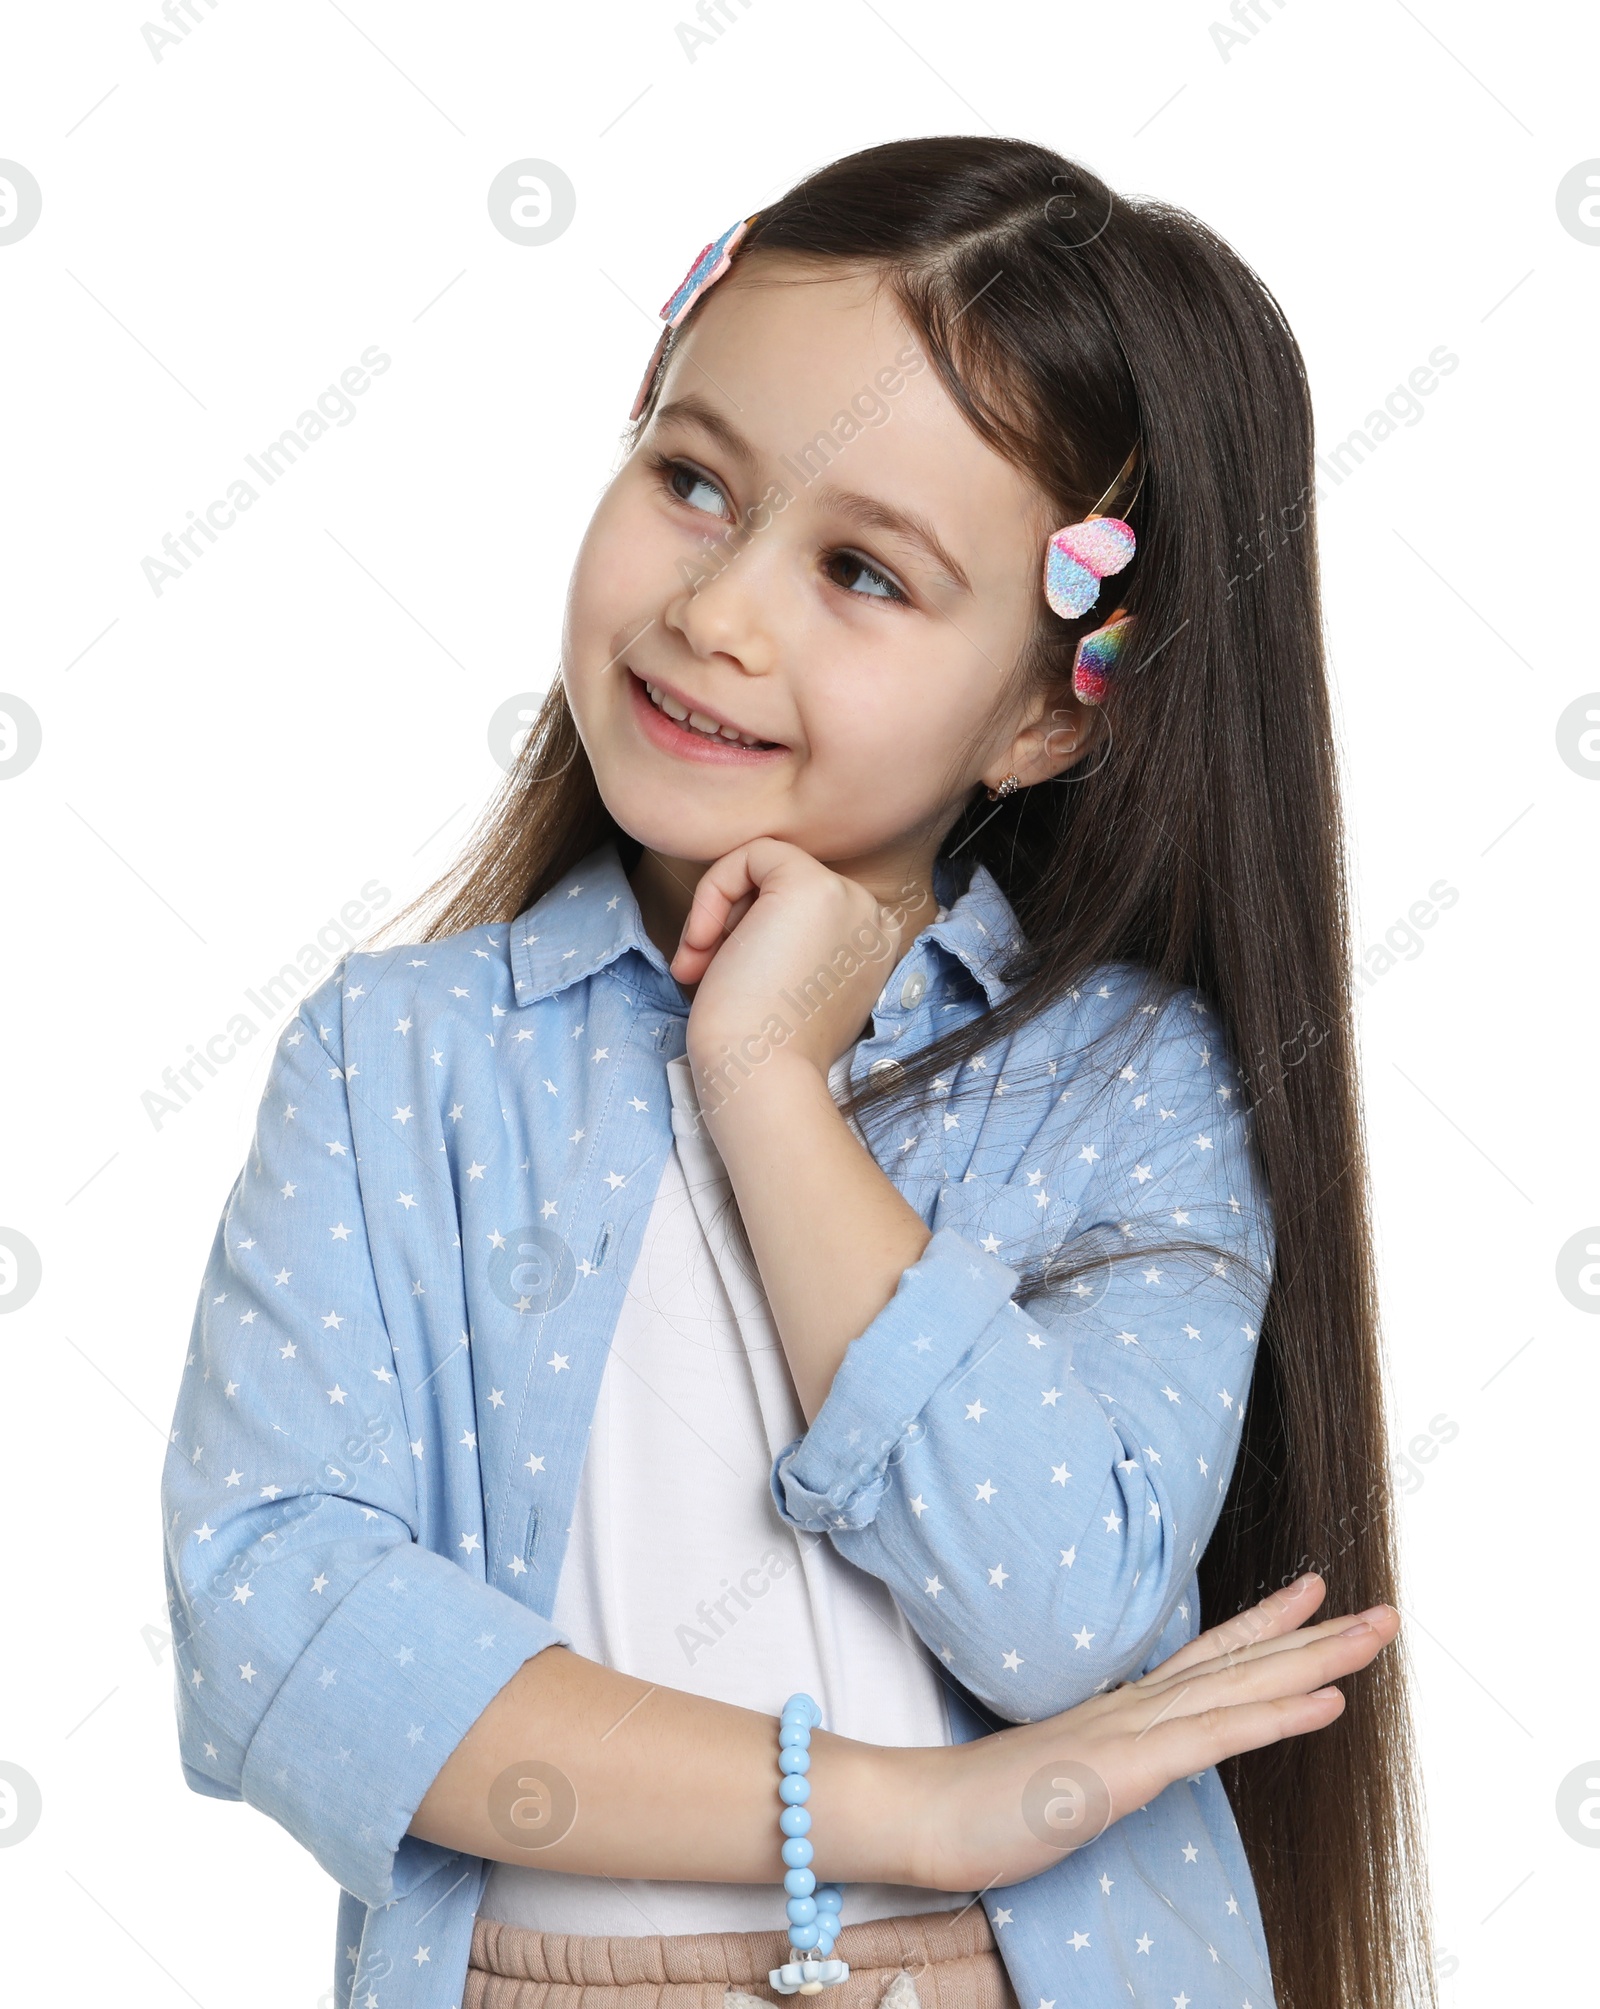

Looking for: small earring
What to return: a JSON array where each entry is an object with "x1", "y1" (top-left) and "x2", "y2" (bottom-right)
[{"x1": 985, "y1": 772, "x2": 1022, "y2": 803}]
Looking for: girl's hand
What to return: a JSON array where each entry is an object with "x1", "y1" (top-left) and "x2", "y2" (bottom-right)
[
  {"x1": 909, "y1": 1574, "x2": 1397, "y2": 1892},
  {"x1": 672, "y1": 839, "x2": 925, "y2": 1081}
]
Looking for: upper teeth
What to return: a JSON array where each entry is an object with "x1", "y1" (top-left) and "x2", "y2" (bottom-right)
[{"x1": 644, "y1": 680, "x2": 765, "y2": 747}]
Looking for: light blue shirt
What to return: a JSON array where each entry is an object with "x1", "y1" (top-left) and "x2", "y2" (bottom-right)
[{"x1": 162, "y1": 839, "x2": 1278, "y2": 2009}]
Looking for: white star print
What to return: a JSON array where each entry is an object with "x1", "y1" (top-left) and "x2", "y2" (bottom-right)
[{"x1": 162, "y1": 886, "x2": 1268, "y2": 2009}]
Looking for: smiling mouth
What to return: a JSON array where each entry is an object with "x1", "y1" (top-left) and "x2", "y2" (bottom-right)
[{"x1": 633, "y1": 669, "x2": 781, "y2": 750}]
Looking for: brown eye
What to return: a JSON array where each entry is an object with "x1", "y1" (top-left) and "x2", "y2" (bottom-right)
[
  {"x1": 651, "y1": 453, "x2": 731, "y2": 520},
  {"x1": 825, "y1": 550, "x2": 908, "y2": 604}
]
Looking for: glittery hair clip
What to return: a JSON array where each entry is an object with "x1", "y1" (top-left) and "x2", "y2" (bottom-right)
[
  {"x1": 628, "y1": 212, "x2": 761, "y2": 422},
  {"x1": 1043, "y1": 445, "x2": 1142, "y2": 619},
  {"x1": 1071, "y1": 609, "x2": 1133, "y2": 704},
  {"x1": 1045, "y1": 445, "x2": 1144, "y2": 707}
]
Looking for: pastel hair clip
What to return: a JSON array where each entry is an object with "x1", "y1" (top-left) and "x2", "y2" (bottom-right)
[
  {"x1": 1043, "y1": 445, "x2": 1142, "y2": 620},
  {"x1": 1044, "y1": 444, "x2": 1145, "y2": 708},
  {"x1": 628, "y1": 211, "x2": 761, "y2": 422}
]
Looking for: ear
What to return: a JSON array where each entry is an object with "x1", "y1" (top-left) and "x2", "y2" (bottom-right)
[{"x1": 980, "y1": 683, "x2": 1104, "y2": 796}]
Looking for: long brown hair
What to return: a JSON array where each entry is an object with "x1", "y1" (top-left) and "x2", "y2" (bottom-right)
[{"x1": 371, "y1": 138, "x2": 1434, "y2": 2009}]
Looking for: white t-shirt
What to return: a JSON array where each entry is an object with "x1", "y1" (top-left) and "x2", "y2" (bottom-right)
[{"x1": 478, "y1": 1039, "x2": 972, "y2": 1935}]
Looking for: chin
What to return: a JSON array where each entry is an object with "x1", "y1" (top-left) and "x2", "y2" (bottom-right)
[{"x1": 596, "y1": 787, "x2": 753, "y2": 867}]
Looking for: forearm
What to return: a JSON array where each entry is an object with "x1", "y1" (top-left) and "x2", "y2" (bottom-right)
[
  {"x1": 413, "y1": 1595, "x2": 1407, "y2": 1899},
  {"x1": 695, "y1": 1054, "x2": 930, "y2": 1420},
  {"x1": 408, "y1": 1644, "x2": 931, "y2": 1879}
]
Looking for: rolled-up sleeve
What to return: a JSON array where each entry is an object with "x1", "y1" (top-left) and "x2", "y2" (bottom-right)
[
  {"x1": 770, "y1": 1227, "x2": 1021, "y2": 1529},
  {"x1": 160, "y1": 968, "x2": 566, "y2": 1905},
  {"x1": 772, "y1": 990, "x2": 1274, "y2": 1723}
]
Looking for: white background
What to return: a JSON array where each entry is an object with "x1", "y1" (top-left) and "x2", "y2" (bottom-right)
[{"x1": 1, "y1": 1, "x2": 1595, "y2": 2001}]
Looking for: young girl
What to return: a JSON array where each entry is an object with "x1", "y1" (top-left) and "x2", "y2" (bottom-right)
[{"x1": 161, "y1": 138, "x2": 1428, "y2": 2009}]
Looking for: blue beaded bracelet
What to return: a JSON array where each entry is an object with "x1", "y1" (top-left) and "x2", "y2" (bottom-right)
[{"x1": 768, "y1": 1694, "x2": 848, "y2": 1996}]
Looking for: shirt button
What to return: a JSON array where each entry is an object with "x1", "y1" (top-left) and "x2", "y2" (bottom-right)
[
  {"x1": 899, "y1": 970, "x2": 927, "y2": 1009},
  {"x1": 868, "y1": 1057, "x2": 902, "y2": 1080}
]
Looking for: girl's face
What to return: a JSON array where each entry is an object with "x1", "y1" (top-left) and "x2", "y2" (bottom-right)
[{"x1": 561, "y1": 255, "x2": 1074, "y2": 896}]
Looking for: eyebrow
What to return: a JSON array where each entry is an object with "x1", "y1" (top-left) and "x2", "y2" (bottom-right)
[{"x1": 651, "y1": 393, "x2": 973, "y2": 595}]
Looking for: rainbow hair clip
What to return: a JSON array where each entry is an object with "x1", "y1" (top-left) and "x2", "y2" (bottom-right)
[
  {"x1": 1070, "y1": 609, "x2": 1134, "y2": 704},
  {"x1": 629, "y1": 212, "x2": 761, "y2": 422}
]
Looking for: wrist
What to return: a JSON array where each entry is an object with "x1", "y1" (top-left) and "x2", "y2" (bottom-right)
[
  {"x1": 687, "y1": 1038, "x2": 831, "y2": 1125},
  {"x1": 808, "y1": 1733, "x2": 952, "y2": 1889}
]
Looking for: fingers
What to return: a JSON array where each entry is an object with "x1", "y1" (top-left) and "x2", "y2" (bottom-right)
[
  {"x1": 1106, "y1": 1612, "x2": 1398, "y2": 1801},
  {"x1": 672, "y1": 850, "x2": 755, "y2": 979},
  {"x1": 1125, "y1": 1606, "x2": 1398, "y2": 1735},
  {"x1": 1133, "y1": 1573, "x2": 1328, "y2": 1685},
  {"x1": 1016, "y1": 1607, "x2": 1389, "y2": 1857},
  {"x1": 670, "y1": 839, "x2": 806, "y2": 981},
  {"x1": 1136, "y1": 1601, "x2": 1398, "y2": 1703},
  {"x1": 1132, "y1": 1687, "x2": 1349, "y2": 1789}
]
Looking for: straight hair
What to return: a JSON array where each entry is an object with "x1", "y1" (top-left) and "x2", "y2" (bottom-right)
[{"x1": 371, "y1": 137, "x2": 1434, "y2": 2009}]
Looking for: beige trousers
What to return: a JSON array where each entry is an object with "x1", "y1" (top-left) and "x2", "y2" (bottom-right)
[{"x1": 464, "y1": 1903, "x2": 1017, "y2": 2009}]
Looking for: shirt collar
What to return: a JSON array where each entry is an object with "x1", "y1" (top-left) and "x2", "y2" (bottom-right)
[
  {"x1": 509, "y1": 842, "x2": 681, "y2": 1008},
  {"x1": 920, "y1": 852, "x2": 1025, "y2": 1007},
  {"x1": 507, "y1": 841, "x2": 1025, "y2": 1011}
]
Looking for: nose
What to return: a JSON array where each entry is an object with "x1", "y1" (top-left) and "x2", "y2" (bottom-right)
[{"x1": 663, "y1": 534, "x2": 782, "y2": 678}]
